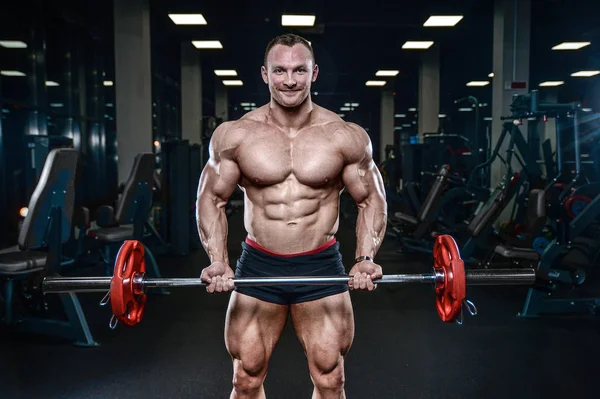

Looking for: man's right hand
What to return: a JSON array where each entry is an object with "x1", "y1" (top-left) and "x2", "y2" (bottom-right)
[{"x1": 200, "y1": 262, "x2": 235, "y2": 293}]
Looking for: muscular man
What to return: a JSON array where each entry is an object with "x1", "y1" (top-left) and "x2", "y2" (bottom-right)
[{"x1": 197, "y1": 33, "x2": 387, "y2": 399}]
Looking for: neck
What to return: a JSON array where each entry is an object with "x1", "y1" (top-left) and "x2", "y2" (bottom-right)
[{"x1": 268, "y1": 97, "x2": 314, "y2": 130}]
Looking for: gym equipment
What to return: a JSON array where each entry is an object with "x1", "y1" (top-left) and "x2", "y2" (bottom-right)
[
  {"x1": 520, "y1": 192, "x2": 600, "y2": 317},
  {"x1": 41, "y1": 235, "x2": 537, "y2": 328},
  {"x1": 0, "y1": 148, "x2": 97, "y2": 346},
  {"x1": 563, "y1": 195, "x2": 592, "y2": 218},
  {"x1": 86, "y1": 153, "x2": 163, "y2": 279}
]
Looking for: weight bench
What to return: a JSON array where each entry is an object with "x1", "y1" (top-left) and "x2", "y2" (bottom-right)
[
  {"x1": 87, "y1": 153, "x2": 163, "y2": 279},
  {"x1": 0, "y1": 148, "x2": 97, "y2": 346},
  {"x1": 392, "y1": 165, "x2": 451, "y2": 249},
  {"x1": 492, "y1": 189, "x2": 547, "y2": 260},
  {"x1": 458, "y1": 173, "x2": 527, "y2": 262}
]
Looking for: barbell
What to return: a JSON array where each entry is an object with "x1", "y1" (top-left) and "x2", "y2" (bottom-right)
[{"x1": 41, "y1": 235, "x2": 536, "y2": 328}]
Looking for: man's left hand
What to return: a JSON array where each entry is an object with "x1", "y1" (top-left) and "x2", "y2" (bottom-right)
[{"x1": 348, "y1": 261, "x2": 383, "y2": 291}]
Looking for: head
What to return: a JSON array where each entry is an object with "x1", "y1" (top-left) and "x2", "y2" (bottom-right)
[{"x1": 262, "y1": 34, "x2": 318, "y2": 108}]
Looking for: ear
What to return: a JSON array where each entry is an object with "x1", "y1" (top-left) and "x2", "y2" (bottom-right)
[
  {"x1": 261, "y1": 66, "x2": 269, "y2": 84},
  {"x1": 312, "y1": 64, "x2": 319, "y2": 83}
]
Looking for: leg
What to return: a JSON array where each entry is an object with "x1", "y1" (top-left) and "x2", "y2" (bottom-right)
[
  {"x1": 291, "y1": 292, "x2": 354, "y2": 399},
  {"x1": 225, "y1": 291, "x2": 289, "y2": 399}
]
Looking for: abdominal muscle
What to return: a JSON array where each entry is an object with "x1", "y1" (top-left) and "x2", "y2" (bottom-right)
[{"x1": 242, "y1": 178, "x2": 341, "y2": 254}]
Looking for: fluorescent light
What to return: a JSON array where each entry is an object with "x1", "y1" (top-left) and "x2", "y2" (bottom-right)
[
  {"x1": 466, "y1": 81, "x2": 490, "y2": 87},
  {"x1": 571, "y1": 70, "x2": 600, "y2": 77},
  {"x1": 192, "y1": 40, "x2": 223, "y2": 49},
  {"x1": 365, "y1": 80, "x2": 386, "y2": 86},
  {"x1": 394, "y1": 127, "x2": 403, "y2": 130},
  {"x1": 168, "y1": 14, "x2": 207, "y2": 25},
  {"x1": 402, "y1": 41, "x2": 434, "y2": 49},
  {"x1": 484, "y1": 117, "x2": 493, "y2": 121},
  {"x1": 488, "y1": 72, "x2": 494, "y2": 78},
  {"x1": 223, "y1": 80, "x2": 243, "y2": 86},
  {"x1": 376, "y1": 70, "x2": 399, "y2": 77},
  {"x1": 539, "y1": 81, "x2": 564, "y2": 87},
  {"x1": 0, "y1": 70, "x2": 26, "y2": 76},
  {"x1": 394, "y1": 114, "x2": 406, "y2": 118},
  {"x1": 103, "y1": 80, "x2": 114, "y2": 86},
  {"x1": 582, "y1": 108, "x2": 592, "y2": 112},
  {"x1": 423, "y1": 15, "x2": 463, "y2": 27},
  {"x1": 243, "y1": 106, "x2": 251, "y2": 111},
  {"x1": 337, "y1": 114, "x2": 345, "y2": 118},
  {"x1": 49, "y1": 103, "x2": 64, "y2": 107},
  {"x1": 408, "y1": 108, "x2": 417, "y2": 112},
  {"x1": 281, "y1": 15, "x2": 316, "y2": 26},
  {"x1": 458, "y1": 108, "x2": 473, "y2": 112},
  {"x1": 0, "y1": 40, "x2": 27, "y2": 48},
  {"x1": 214, "y1": 70, "x2": 238, "y2": 76},
  {"x1": 402, "y1": 124, "x2": 412, "y2": 127},
  {"x1": 552, "y1": 42, "x2": 591, "y2": 50},
  {"x1": 45, "y1": 81, "x2": 59, "y2": 87},
  {"x1": 240, "y1": 102, "x2": 252, "y2": 106},
  {"x1": 340, "y1": 107, "x2": 352, "y2": 111},
  {"x1": 344, "y1": 102, "x2": 360, "y2": 107},
  {"x1": 438, "y1": 114, "x2": 447, "y2": 118}
]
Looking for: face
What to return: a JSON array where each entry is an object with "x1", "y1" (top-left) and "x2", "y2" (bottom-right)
[{"x1": 262, "y1": 43, "x2": 318, "y2": 108}]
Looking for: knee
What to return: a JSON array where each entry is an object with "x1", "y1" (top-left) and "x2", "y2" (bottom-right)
[
  {"x1": 310, "y1": 354, "x2": 345, "y2": 392},
  {"x1": 232, "y1": 358, "x2": 267, "y2": 395}
]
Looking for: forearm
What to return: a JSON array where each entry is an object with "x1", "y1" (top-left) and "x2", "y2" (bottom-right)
[
  {"x1": 197, "y1": 195, "x2": 229, "y2": 264},
  {"x1": 355, "y1": 197, "x2": 387, "y2": 259}
]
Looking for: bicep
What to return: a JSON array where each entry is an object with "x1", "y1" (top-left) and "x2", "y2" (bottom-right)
[
  {"x1": 198, "y1": 123, "x2": 241, "y2": 203},
  {"x1": 198, "y1": 157, "x2": 240, "y2": 203},
  {"x1": 342, "y1": 158, "x2": 386, "y2": 205}
]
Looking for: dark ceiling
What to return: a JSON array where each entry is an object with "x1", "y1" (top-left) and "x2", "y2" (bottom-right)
[
  {"x1": 151, "y1": 0, "x2": 600, "y2": 113},
  {"x1": 3, "y1": 0, "x2": 600, "y2": 125}
]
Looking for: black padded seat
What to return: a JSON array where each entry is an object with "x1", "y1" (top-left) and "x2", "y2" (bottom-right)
[
  {"x1": 0, "y1": 148, "x2": 78, "y2": 277},
  {"x1": 393, "y1": 165, "x2": 450, "y2": 228},
  {"x1": 467, "y1": 189, "x2": 505, "y2": 237},
  {"x1": 417, "y1": 165, "x2": 450, "y2": 221},
  {"x1": 89, "y1": 225, "x2": 134, "y2": 242},
  {"x1": 494, "y1": 244, "x2": 540, "y2": 260},
  {"x1": 393, "y1": 212, "x2": 418, "y2": 226},
  {"x1": 0, "y1": 250, "x2": 46, "y2": 275},
  {"x1": 525, "y1": 189, "x2": 546, "y2": 235},
  {"x1": 88, "y1": 153, "x2": 154, "y2": 242}
]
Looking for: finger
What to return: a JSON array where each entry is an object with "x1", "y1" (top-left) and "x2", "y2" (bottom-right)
[
  {"x1": 226, "y1": 278, "x2": 235, "y2": 291},
  {"x1": 359, "y1": 273, "x2": 368, "y2": 290},
  {"x1": 366, "y1": 275, "x2": 375, "y2": 291},
  {"x1": 354, "y1": 274, "x2": 361, "y2": 290},
  {"x1": 373, "y1": 266, "x2": 383, "y2": 280},
  {"x1": 207, "y1": 281, "x2": 216, "y2": 294},
  {"x1": 215, "y1": 276, "x2": 224, "y2": 293}
]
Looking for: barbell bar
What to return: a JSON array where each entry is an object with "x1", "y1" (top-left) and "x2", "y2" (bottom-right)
[
  {"x1": 41, "y1": 268, "x2": 535, "y2": 292},
  {"x1": 40, "y1": 235, "x2": 537, "y2": 328}
]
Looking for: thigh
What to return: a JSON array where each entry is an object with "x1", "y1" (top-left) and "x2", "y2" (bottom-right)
[
  {"x1": 225, "y1": 291, "x2": 289, "y2": 375},
  {"x1": 290, "y1": 291, "x2": 354, "y2": 370}
]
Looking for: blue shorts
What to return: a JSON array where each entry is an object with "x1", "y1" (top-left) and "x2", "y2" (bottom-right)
[{"x1": 234, "y1": 238, "x2": 349, "y2": 305}]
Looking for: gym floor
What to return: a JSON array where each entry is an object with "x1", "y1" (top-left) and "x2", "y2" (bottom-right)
[{"x1": 2, "y1": 213, "x2": 600, "y2": 399}]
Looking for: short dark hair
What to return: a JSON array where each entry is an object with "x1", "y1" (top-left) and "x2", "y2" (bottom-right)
[{"x1": 263, "y1": 33, "x2": 315, "y2": 67}]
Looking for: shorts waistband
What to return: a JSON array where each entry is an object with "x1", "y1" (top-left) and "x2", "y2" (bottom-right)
[{"x1": 244, "y1": 237, "x2": 337, "y2": 258}]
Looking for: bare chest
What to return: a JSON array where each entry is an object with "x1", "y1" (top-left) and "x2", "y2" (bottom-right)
[{"x1": 236, "y1": 128, "x2": 344, "y2": 187}]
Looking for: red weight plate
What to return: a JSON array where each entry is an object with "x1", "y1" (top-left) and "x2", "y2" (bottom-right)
[
  {"x1": 513, "y1": 223, "x2": 527, "y2": 235},
  {"x1": 433, "y1": 235, "x2": 466, "y2": 322},
  {"x1": 563, "y1": 195, "x2": 592, "y2": 218},
  {"x1": 111, "y1": 240, "x2": 147, "y2": 327}
]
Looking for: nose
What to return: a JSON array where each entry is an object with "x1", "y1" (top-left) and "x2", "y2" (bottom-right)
[{"x1": 284, "y1": 72, "x2": 296, "y2": 87}]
